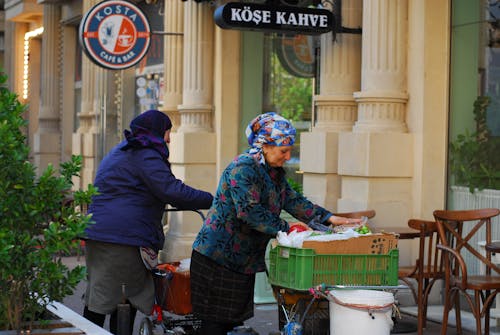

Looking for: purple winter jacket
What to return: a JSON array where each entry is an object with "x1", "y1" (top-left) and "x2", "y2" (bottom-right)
[{"x1": 85, "y1": 140, "x2": 213, "y2": 250}]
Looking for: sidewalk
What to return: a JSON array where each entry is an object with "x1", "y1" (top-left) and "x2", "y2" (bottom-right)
[{"x1": 62, "y1": 256, "x2": 484, "y2": 335}]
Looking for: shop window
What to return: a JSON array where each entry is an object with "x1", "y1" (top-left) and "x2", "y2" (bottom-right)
[
  {"x1": 447, "y1": 0, "x2": 500, "y2": 277},
  {"x1": 449, "y1": 0, "x2": 500, "y2": 193},
  {"x1": 135, "y1": 73, "x2": 163, "y2": 112},
  {"x1": 484, "y1": 4, "x2": 500, "y2": 136},
  {"x1": 263, "y1": 33, "x2": 318, "y2": 190},
  {"x1": 134, "y1": 1, "x2": 164, "y2": 113}
]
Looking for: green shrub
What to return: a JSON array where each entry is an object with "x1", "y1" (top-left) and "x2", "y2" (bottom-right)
[
  {"x1": 0, "y1": 70, "x2": 98, "y2": 330},
  {"x1": 287, "y1": 177, "x2": 303, "y2": 195},
  {"x1": 449, "y1": 96, "x2": 500, "y2": 192}
]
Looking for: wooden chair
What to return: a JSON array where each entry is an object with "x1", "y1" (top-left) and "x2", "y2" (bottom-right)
[
  {"x1": 398, "y1": 219, "x2": 445, "y2": 335},
  {"x1": 433, "y1": 208, "x2": 500, "y2": 335}
]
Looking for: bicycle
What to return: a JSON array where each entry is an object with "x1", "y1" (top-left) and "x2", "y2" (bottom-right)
[{"x1": 139, "y1": 208, "x2": 206, "y2": 335}]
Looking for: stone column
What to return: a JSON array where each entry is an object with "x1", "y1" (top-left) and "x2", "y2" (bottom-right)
[
  {"x1": 34, "y1": 3, "x2": 61, "y2": 173},
  {"x1": 159, "y1": 0, "x2": 184, "y2": 262},
  {"x1": 4, "y1": 21, "x2": 27, "y2": 99},
  {"x1": 300, "y1": 0, "x2": 362, "y2": 209},
  {"x1": 60, "y1": 26, "x2": 75, "y2": 163},
  {"x1": 161, "y1": 0, "x2": 184, "y2": 132},
  {"x1": 72, "y1": 0, "x2": 101, "y2": 189},
  {"x1": 177, "y1": 1, "x2": 214, "y2": 134},
  {"x1": 163, "y1": 1, "x2": 217, "y2": 262},
  {"x1": 352, "y1": 0, "x2": 408, "y2": 133},
  {"x1": 102, "y1": 72, "x2": 120, "y2": 157},
  {"x1": 338, "y1": 0, "x2": 413, "y2": 226}
]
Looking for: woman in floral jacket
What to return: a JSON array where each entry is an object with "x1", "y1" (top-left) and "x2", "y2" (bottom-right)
[{"x1": 190, "y1": 112, "x2": 360, "y2": 335}]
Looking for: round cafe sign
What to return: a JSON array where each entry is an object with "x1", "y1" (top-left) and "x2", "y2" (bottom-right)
[
  {"x1": 275, "y1": 34, "x2": 316, "y2": 78},
  {"x1": 79, "y1": 0, "x2": 151, "y2": 70}
]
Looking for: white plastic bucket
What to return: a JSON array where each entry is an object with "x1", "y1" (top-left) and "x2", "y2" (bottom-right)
[{"x1": 329, "y1": 289, "x2": 394, "y2": 335}]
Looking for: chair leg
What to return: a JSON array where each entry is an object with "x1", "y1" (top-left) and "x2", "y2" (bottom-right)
[
  {"x1": 454, "y1": 291, "x2": 462, "y2": 335},
  {"x1": 417, "y1": 286, "x2": 424, "y2": 335},
  {"x1": 421, "y1": 279, "x2": 433, "y2": 330},
  {"x1": 441, "y1": 291, "x2": 451, "y2": 335},
  {"x1": 474, "y1": 291, "x2": 483, "y2": 335},
  {"x1": 483, "y1": 290, "x2": 491, "y2": 335},
  {"x1": 485, "y1": 308, "x2": 490, "y2": 335}
]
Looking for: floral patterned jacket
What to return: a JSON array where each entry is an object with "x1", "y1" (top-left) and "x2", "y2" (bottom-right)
[{"x1": 192, "y1": 152, "x2": 332, "y2": 274}]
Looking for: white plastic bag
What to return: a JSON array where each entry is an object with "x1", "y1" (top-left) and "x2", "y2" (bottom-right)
[
  {"x1": 177, "y1": 258, "x2": 191, "y2": 272},
  {"x1": 276, "y1": 230, "x2": 313, "y2": 248}
]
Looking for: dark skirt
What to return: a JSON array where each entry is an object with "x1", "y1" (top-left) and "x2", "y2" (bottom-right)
[{"x1": 190, "y1": 250, "x2": 255, "y2": 323}]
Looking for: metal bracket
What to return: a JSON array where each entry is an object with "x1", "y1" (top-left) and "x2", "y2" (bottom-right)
[
  {"x1": 321, "y1": 0, "x2": 362, "y2": 42},
  {"x1": 151, "y1": 31, "x2": 184, "y2": 36}
]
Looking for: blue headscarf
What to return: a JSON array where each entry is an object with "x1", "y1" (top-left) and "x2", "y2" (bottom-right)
[
  {"x1": 122, "y1": 110, "x2": 172, "y2": 162},
  {"x1": 245, "y1": 112, "x2": 296, "y2": 164}
]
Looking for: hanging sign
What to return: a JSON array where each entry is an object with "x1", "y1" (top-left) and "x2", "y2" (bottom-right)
[
  {"x1": 79, "y1": 0, "x2": 151, "y2": 70},
  {"x1": 214, "y1": 2, "x2": 334, "y2": 35},
  {"x1": 276, "y1": 35, "x2": 316, "y2": 78}
]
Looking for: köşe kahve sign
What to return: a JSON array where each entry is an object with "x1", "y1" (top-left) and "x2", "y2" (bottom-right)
[{"x1": 214, "y1": 2, "x2": 335, "y2": 35}]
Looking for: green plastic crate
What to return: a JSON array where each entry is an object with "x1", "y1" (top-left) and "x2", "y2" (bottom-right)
[{"x1": 268, "y1": 245, "x2": 399, "y2": 290}]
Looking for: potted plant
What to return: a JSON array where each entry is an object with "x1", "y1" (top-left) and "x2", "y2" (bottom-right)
[
  {"x1": 0, "y1": 70, "x2": 98, "y2": 331},
  {"x1": 449, "y1": 95, "x2": 500, "y2": 193}
]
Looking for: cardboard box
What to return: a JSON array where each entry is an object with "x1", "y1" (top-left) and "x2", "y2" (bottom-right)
[{"x1": 302, "y1": 232, "x2": 398, "y2": 255}]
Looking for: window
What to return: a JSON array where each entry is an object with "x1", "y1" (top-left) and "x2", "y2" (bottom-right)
[
  {"x1": 448, "y1": 0, "x2": 500, "y2": 192},
  {"x1": 264, "y1": 33, "x2": 317, "y2": 188},
  {"x1": 240, "y1": 31, "x2": 318, "y2": 189}
]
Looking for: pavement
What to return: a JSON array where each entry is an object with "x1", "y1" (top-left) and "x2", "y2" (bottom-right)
[{"x1": 61, "y1": 256, "x2": 488, "y2": 334}]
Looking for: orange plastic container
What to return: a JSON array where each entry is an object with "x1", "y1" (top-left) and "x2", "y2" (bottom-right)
[
  {"x1": 166, "y1": 270, "x2": 192, "y2": 314},
  {"x1": 156, "y1": 263, "x2": 192, "y2": 315}
]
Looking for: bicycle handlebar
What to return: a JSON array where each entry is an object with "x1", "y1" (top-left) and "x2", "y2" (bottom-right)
[{"x1": 164, "y1": 208, "x2": 206, "y2": 222}]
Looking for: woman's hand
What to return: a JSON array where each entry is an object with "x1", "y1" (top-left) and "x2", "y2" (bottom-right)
[{"x1": 327, "y1": 215, "x2": 362, "y2": 227}]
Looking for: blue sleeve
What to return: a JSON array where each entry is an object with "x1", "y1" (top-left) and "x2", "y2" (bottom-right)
[{"x1": 137, "y1": 149, "x2": 213, "y2": 209}]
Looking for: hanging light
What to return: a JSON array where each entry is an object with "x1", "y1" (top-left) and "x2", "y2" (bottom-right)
[{"x1": 22, "y1": 27, "x2": 44, "y2": 100}]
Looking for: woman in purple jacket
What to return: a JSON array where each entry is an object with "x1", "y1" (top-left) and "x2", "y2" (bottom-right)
[{"x1": 83, "y1": 110, "x2": 213, "y2": 334}]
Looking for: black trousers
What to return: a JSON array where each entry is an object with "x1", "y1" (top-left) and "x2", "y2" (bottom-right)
[{"x1": 83, "y1": 303, "x2": 137, "y2": 335}]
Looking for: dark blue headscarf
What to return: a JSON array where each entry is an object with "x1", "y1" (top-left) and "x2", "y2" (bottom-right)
[{"x1": 122, "y1": 110, "x2": 172, "y2": 162}]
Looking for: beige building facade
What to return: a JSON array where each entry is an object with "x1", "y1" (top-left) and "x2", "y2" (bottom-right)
[{"x1": 2, "y1": 0, "x2": 496, "y2": 266}]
